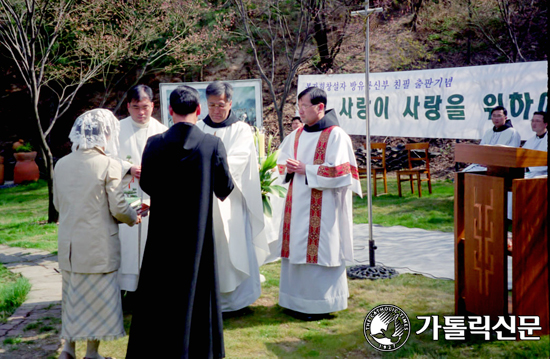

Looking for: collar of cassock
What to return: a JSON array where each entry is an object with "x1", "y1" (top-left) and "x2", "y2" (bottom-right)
[
  {"x1": 537, "y1": 130, "x2": 547, "y2": 139},
  {"x1": 303, "y1": 109, "x2": 340, "y2": 132},
  {"x1": 493, "y1": 119, "x2": 513, "y2": 133},
  {"x1": 202, "y1": 110, "x2": 240, "y2": 128}
]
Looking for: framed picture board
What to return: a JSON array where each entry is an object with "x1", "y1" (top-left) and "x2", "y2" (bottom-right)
[{"x1": 159, "y1": 79, "x2": 263, "y2": 128}]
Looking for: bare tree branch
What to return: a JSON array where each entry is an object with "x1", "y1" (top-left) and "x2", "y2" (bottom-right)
[{"x1": 233, "y1": 0, "x2": 314, "y2": 140}]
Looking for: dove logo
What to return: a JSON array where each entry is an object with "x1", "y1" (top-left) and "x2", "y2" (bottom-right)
[{"x1": 363, "y1": 304, "x2": 411, "y2": 352}]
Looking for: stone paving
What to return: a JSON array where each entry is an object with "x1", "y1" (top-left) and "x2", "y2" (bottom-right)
[{"x1": 0, "y1": 245, "x2": 62, "y2": 357}]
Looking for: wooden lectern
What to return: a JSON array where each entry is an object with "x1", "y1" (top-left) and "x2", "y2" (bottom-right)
[{"x1": 454, "y1": 144, "x2": 548, "y2": 337}]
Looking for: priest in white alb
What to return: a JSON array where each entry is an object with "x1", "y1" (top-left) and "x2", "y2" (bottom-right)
[
  {"x1": 506, "y1": 111, "x2": 547, "y2": 247},
  {"x1": 522, "y1": 111, "x2": 547, "y2": 178},
  {"x1": 117, "y1": 85, "x2": 168, "y2": 293},
  {"x1": 463, "y1": 106, "x2": 521, "y2": 172},
  {"x1": 277, "y1": 86, "x2": 362, "y2": 320},
  {"x1": 196, "y1": 81, "x2": 268, "y2": 313}
]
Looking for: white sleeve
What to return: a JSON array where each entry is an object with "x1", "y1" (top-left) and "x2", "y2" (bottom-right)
[
  {"x1": 276, "y1": 131, "x2": 295, "y2": 182},
  {"x1": 224, "y1": 124, "x2": 257, "y2": 186}
]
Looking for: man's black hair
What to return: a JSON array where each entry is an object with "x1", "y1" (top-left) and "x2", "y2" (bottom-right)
[
  {"x1": 291, "y1": 116, "x2": 302, "y2": 123},
  {"x1": 170, "y1": 86, "x2": 200, "y2": 116},
  {"x1": 127, "y1": 84, "x2": 154, "y2": 103},
  {"x1": 298, "y1": 87, "x2": 327, "y2": 106},
  {"x1": 491, "y1": 106, "x2": 507, "y2": 116},
  {"x1": 533, "y1": 111, "x2": 548, "y2": 124}
]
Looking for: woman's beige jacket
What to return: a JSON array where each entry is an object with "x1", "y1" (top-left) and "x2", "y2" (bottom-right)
[{"x1": 54, "y1": 147, "x2": 138, "y2": 273}]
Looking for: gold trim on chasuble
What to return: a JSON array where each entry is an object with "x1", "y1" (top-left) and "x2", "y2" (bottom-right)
[
  {"x1": 281, "y1": 128, "x2": 303, "y2": 258},
  {"x1": 318, "y1": 162, "x2": 360, "y2": 180},
  {"x1": 281, "y1": 126, "x2": 336, "y2": 264}
]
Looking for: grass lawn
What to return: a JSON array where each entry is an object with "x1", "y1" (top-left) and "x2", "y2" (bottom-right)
[
  {"x1": 0, "y1": 263, "x2": 31, "y2": 322},
  {"x1": 0, "y1": 177, "x2": 455, "y2": 255},
  {"x1": 1, "y1": 180, "x2": 549, "y2": 358},
  {"x1": 0, "y1": 180, "x2": 58, "y2": 252},
  {"x1": 67, "y1": 262, "x2": 549, "y2": 358},
  {"x1": 353, "y1": 175, "x2": 455, "y2": 232}
]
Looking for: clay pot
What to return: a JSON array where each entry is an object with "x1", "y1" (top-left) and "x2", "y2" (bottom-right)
[
  {"x1": 14, "y1": 151, "x2": 40, "y2": 184},
  {"x1": 0, "y1": 156, "x2": 4, "y2": 185}
]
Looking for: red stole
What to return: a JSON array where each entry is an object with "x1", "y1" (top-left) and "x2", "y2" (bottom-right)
[{"x1": 281, "y1": 126, "x2": 335, "y2": 263}]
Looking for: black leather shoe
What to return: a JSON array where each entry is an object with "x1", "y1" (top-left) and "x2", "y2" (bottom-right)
[
  {"x1": 222, "y1": 307, "x2": 253, "y2": 319},
  {"x1": 284, "y1": 309, "x2": 334, "y2": 321}
]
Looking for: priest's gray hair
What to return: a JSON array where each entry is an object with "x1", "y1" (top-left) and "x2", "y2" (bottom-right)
[
  {"x1": 206, "y1": 81, "x2": 233, "y2": 102},
  {"x1": 69, "y1": 109, "x2": 120, "y2": 157}
]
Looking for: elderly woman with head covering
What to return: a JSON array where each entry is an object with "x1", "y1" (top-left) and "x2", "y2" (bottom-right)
[{"x1": 54, "y1": 109, "x2": 141, "y2": 359}]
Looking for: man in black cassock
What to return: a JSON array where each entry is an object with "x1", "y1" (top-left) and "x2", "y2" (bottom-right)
[{"x1": 126, "y1": 85, "x2": 233, "y2": 358}]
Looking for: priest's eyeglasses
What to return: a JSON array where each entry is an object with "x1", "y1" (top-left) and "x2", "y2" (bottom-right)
[
  {"x1": 297, "y1": 103, "x2": 317, "y2": 111},
  {"x1": 208, "y1": 102, "x2": 230, "y2": 109}
]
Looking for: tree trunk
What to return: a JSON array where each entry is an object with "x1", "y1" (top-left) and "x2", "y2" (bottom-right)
[
  {"x1": 46, "y1": 154, "x2": 58, "y2": 223},
  {"x1": 35, "y1": 108, "x2": 59, "y2": 223},
  {"x1": 47, "y1": 174, "x2": 58, "y2": 223},
  {"x1": 410, "y1": 0, "x2": 423, "y2": 32},
  {"x1": 308, "y1": 0, "x2": 333, "y2": 72},
  {"x1": 277, "y1": 108, "x2": 285, "y2": 142},
  {"x1": 38, "y1": 138, "x2": 59, "y2": 223},
  {"x1": 313, "y1": 11, "x2": 332, "y2": 71}
]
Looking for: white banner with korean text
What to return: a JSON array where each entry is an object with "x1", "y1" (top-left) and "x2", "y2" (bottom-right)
[{"x1": 297, "y1": 61, "x2": 548, "y2": 140}]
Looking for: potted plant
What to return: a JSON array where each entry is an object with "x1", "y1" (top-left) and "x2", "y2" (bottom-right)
[{"x1": 13, "y1": 140, "x2": 40, "y2": 184}]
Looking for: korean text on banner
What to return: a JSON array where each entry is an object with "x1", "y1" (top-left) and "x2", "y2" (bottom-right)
[{"x1": 297, "y1": 61, "x2": 548, "y2": 140}]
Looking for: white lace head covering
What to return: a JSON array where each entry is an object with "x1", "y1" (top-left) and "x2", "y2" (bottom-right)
[{"x1": 69, "y1": 109, "x2": 120, "y2": 156}]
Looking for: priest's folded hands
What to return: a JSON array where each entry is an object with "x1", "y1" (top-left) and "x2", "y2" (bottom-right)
[{"x1": 286, "y1": 158, "x2": 306, "y2": 175}]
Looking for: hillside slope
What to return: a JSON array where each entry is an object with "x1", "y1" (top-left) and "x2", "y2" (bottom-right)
[{"x1": 199, "y1": 1, "x2": 546, "y2": 178}]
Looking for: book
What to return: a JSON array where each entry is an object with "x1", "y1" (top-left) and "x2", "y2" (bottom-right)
[
  {"x1": 125, "y1": 196, "x2": 150, "y2": 217},
  {"x1": 125, "y1": 196, "x2": 142, "y2": 210}
]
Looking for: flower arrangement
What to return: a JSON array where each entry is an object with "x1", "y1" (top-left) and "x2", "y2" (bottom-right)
[{"x1": 254, "y1": 128, "x2": 287, "y2": 217}]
